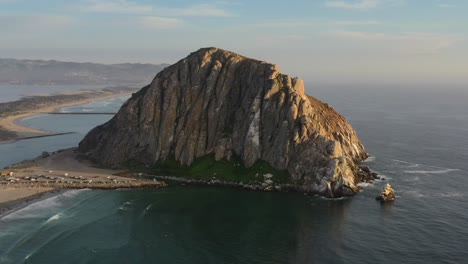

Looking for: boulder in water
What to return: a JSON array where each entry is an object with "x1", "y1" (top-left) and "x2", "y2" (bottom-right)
[{"x1": 376, "y1": 183, "x2": 395, "y2": 201}]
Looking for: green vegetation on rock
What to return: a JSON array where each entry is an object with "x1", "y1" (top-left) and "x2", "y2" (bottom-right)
[{"x1": 132, "y1": 154, "x2": 290, "y2": 185}]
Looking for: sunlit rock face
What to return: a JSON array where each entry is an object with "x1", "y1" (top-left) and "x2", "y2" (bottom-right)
[{"x1": 79, "y1": 47, "x2": 369, "y2": 196}]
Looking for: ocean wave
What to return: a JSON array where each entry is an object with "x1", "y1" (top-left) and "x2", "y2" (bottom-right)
[
  {"x1": 145, "y1": 204, "x2": 152, "y2": 211},
  {"x1": 401, "y1": 191, "x2": 465, "y2": 199},
  {"x1": 45, "y1": 213, "x2": 63, "y2": 224},
  {"x1": 439, "y1": 192, "x2": 464, "y2": 198},
  {"x1": 376, "y1": 174, "x2": 391, "y2": 181},
  {"x1": 392, "y1": 159, "x2": 420, "y2": 168},
  {"x1": 119, "y1": 201, "x2": 134, "y2": 211},
  {"x1": 1, "y1": 197, "x2": 62, "y2": 221},
  {"x1": 61, "y1": 188, "x2": 91, "y2": 198},
  {"x1": 19, "y1": 115, "x2": 45, "y2": 122},
  {"x1": 402, "y1": 176, "x2": 420, "y2": 182},
  {"x1": 403, "y1": 169, "x2": 459, "y2": 174},
  {"x1": 392, "y1": 159, "x2": 459, "y2": 170},
  {"x1": 86, "y1": 100, "x2": 112, "y2": 108},
  {"x1": 139, "y1": 204, "x2": 153, "y2": 218},
  {"x1": 1, "y1": 189, "x2": 89, "y2": 221},
  {"x1": 363, "y1": 156, "x2": 376, "y2": 162},
  {"x1": 318, "y1": 196, "x2": 350, "y2": 201},
  {"x1": 401, "y1": 190, "x2": 425, "y2": 198}
]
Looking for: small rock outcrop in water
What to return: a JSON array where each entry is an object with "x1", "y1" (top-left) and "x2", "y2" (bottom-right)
[
  {"x1": 78, "y1": 47, "x2": 372, "y2": 197},
  {"x1": 376, "y1": 183, "x2": 396, "y2": 201}
]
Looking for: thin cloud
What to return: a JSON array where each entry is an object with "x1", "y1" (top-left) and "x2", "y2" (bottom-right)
[
  {"x1": 330, "y1": 30, "x2": 461, "y2": 54},
  {"x1": 325, "y1": 0, "x2": 381, "y2": 9},
  {"x1": 325, "y1": 0, "x2": 404, "y2": 10},
  {"x1": 253, "y1": 21, "x2": 315, "y2": 28},
  {"x1": 0, "y1": 14, "x2": 74, "y2": 31},
  {"x1": 437, "y1": 4, "x2": 453, "y2": 8},
  {"x1": 81, "y1": 1, "x2": 233, "y2": 17},
  {"x1": 139, "y1": 16, "x2": 184, "y2": 29},
  {"x1": 159, "y1": 4, "x2": 233, "y2": 17},
  {"x1": 331, "y1": 30, "x2": 387, "y2": 40},
  {"x1": 82, "y1": 0, "x2": 152, "y2": 14},
  {"x1": 335, "y1": 20, "x2": 381, "y2": 25},
  {"x1": 436, "y1": 0, "x2": 454, "y2": 8}
]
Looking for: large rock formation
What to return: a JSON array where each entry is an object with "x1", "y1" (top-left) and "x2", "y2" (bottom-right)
[{"x1": 79, "y1": 47, "x2": 370, "y2": 197}]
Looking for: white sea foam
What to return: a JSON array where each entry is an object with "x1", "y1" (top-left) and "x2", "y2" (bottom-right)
[
  {"x1": 392, "y1": 159, "x2": 419, "y2": 168},
  {"x1": 1, "y1": 189, "x2": 89, "y2": 221},
  {"x1": 393, "y1": 159, "x2": 460, "y2": 170},
  {"x1": 19, "y1": 115, "x2": 45, "y2": 122},
  {"x1": 1, "y1": 196, "x2": 61, "y2": 221},
  {"x1": 86, "y1": 100, "x2": 112, "y2": 108},
  {"x1": 402, "y1": 190, "x2": 425, "y2": 198},
  {"x1": 399, "y1": 190, "x2": 464, "y2": 199},
  {"x1": 402, "y1": 176, "x2": 420, "y2": 182},
  {"x1": 318, "y1": 196, "x2": 349, "y2": 201},
  {"x1": 403, "y1": 169, "x2": 459, "y2": 174},
  {"x1": 364, "y1": 156, "x2": 376, "y2": 162},
  {"x1": 119, "y1": 201, "x2": 134, "y2": 211},
  {"x1": 439, "y1": 192, "x2": 464, "y2": 198},
  {"x1": 45, "y1": 213, "x2": 63, "y2": 223},
  {"x1": 357, "y1": 182, "x2": 371, "y2": 188},
  {"x1": 61, "y1": 188, "x2": 90, "y2": 198},
  {"x1": 377, "y1": 174, "x2": 391, "y2": 181},
  {"x1": 139, "y1": 204, "x2": 153, "y2": 218}
]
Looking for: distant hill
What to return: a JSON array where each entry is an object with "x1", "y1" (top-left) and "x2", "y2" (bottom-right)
[{"x1": 0, "y1": 58, "x2": 169, "y2": 85}]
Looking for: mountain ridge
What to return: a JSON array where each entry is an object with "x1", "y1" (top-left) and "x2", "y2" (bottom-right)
[{"x1": 0, "y1": 58, "x2": 169, "y2": 86}]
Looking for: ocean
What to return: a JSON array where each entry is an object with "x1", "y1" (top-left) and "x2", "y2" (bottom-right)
[{"x1": 0, "y1": 84, "x2": 467, "y2": 263}]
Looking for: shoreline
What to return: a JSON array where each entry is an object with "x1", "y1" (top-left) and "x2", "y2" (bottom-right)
[
  {"x1": 0, "y1": 148, "x2": 167, "y2": 214},
  {"x1": 0, "y1": 88, "x2": 135, "y2": 143},
  {"x1": 0, "y1": 88, "x2": 152, "y2": 211},
  {"x1": 0, "y1": 188, "x2": 61, "y2": 217}
]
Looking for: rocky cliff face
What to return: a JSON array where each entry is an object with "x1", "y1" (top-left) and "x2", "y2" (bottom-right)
[{"x1": 79, "y1": 47, "x2": 370, "y2": 197}]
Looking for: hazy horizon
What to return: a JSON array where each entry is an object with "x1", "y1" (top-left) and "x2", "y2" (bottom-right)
[{"x1": 1, "y1": 0, "x2": 467, "y2": 85}]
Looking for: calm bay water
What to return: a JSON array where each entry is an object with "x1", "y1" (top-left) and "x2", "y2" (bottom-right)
[{"x1": 1, "y1": 85, "x2": 467, "y2": 263}]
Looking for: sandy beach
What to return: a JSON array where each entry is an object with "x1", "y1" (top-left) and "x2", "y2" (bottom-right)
[
  {"x1": 0, "y1": 186, "x2": 54, "y2": 204},
  {"x1": 0, "y1": 148, "x2": 166, "y2": 213},
  {"x1": 0, "y1": 87, "x2": 167, "y2": 212},
  {"x1": 0, "y1": 89, "x2": 133, "y2": 142}
]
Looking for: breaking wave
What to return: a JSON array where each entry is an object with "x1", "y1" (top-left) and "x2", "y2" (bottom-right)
[
  {"x1": 1, "y1": 189, "x2": 89, "y2": 221},
  {"x1": 45, "y1": 213, "x2": 63, "y2": 223}
]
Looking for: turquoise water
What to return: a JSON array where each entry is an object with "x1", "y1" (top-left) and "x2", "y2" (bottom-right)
[
  {"x1": 0, "y1": 96, "x2": 128, "y2": 169},
  {"x1": 1, "y1": 85, "x2": 468, "y2": 263}
]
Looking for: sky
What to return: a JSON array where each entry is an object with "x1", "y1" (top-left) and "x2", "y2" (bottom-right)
[{"x1": 1, "y1": 0, "x2": 467, "y2": 85}]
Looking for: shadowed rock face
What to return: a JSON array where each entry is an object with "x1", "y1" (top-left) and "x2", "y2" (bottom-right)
[{"x1": 79, "y1": 47, "x2": 369, "y2": 196}]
